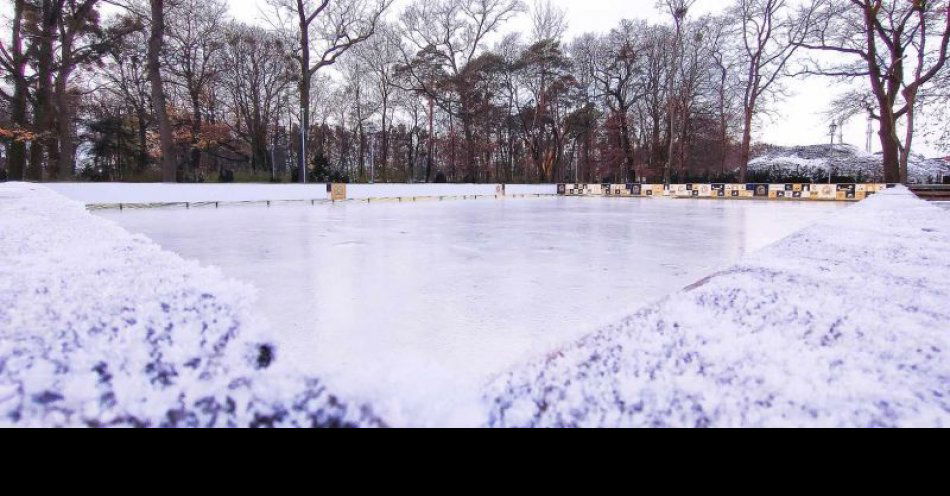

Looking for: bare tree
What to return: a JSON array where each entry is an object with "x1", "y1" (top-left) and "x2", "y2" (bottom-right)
[
  {"x1": 354, "y1": 22, "x2": 403, "y2": 182},
  {"x1": 267, "y1": 0, "x2": 391, "y2": 183},
  {"x1": 514, "y1": 38, "x2": 575, "y2": 182},
  {"x1": 632, "y1": 24, "x2": 673, "y2": 175},
  {"x1": 102, "y1": 16, "x2": 153, "y2": 172},
  {"x1": 919, "y1": 66, "x2": 950, "y2": 153},
  {"x1": 531, "y1": 0, "x2": 568, "y2": 42},
  {"x1": 734, "y1": 0, "x2": 811, "y2": 182},
  {"x1": 399, "y1": 0, "x2": 525, "y2": 182},
  {"x1": 573, "y1": 21, "x2": 644, "y2": 182},
  {"x1": 222, "y1": 23, "x2": 294, "y2": 176},
  {"x1": 147, "y1": 0, "x2": 177, "y2": 182},
  {"x1": 708, "y1": 15, "x2": 742, "y2": 177},
  {"x1": 165, "y1": 0, "x2": 228, "y2": 181},
  {"x1": 52, "y1": 0, "x2": 111, "y2": 179},
  {"x1": 27, "y1": 0, "x2": 67, "y2": 180},
  {"x1": 797, "y1": 0, "x2": 950, "y2": 183},
  {"x1": 0, "y1": 0, "x2": 31, "y2": 180},
  {"x1": 662, "y1": 0, "x2": 696, "y2": 185},
  {"x1": 339, "y1": 50, "x2": 376, "y2": 181}
]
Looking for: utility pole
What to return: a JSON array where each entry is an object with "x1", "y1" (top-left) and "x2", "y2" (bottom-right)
[
  {"x1": 427, "y1": 95, "x2": 434, "y2": 183},
  {"x1": 369, "y1": 133, "x2": 376, "y2": 184},
  {"x1": 300, "y1": 104, "x2": 307, "y2": 183},
  {"x1": 829, "y1": 122, "x2": 838, "y2": 184}
]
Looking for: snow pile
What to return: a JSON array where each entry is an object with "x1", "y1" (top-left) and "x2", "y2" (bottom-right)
[
  {"x1": 484, "y1": 186, "x2": 949, "y2": 427},
  {"x1": 0, "y1": 183, "x2": 381, "y2": 427},
  {"x1": 749, "y1": 144, "x2": 948, "y2": 183}
]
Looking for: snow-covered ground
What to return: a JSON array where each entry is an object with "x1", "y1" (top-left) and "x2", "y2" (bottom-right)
[
  {"x1": 96, "y1": 195, "x2": 847, "y2": 426},
  {"x1": 45, "y1": 183, "x2": 557, "y2": 206},
  {"x1": 485, "y1": 187, "x2": 950, "y2": 427},
  {"x1": 5, "y1": 183, "x2": 944, "y2": 427},
  {"x1": 0, "y1": 183, "x2": 382, "y2": 427}
]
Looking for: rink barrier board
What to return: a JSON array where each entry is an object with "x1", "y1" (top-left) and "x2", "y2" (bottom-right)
[
  {"x1": 85, "y1": 192, "x2": 554, "y2": 211},
  {"x1": 557, "y1": 183, "x2": 898, "y2": 202}
]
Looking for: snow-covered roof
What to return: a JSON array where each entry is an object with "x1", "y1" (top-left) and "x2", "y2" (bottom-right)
[{"x1": 749, "y1": 144, "x2": 948, "y2": 183}]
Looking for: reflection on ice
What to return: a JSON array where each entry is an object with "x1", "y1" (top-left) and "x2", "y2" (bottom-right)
[{"x1": 97, "y1": 197, "x2": 847, "y2": 426}]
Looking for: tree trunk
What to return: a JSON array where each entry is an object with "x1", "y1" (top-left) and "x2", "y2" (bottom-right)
[
  {"x1": 188, "y1": 94, "x2": 202, "y2": 182},
  {"x1": 878, "y1": 108, "x2": 902, "y2": 184},
  {"x1": 51, "y1": 0, "x2": 98, "y2": 180},
  {"x1": 148, "y1": 0, "x2": 177, "y2": 183},
  {"x1": 380, "y1": 97, "x2": 389, "y2": 182},
  {"x1": 426, "y1": 96, "x2": 434, "y2": 182},
  {"x1": 29, "y1": 0, "x2": 61, "y2": 181},
  {"x1": 900, "y1": 89, "x2": 918, "y2": 184},
  {"x1": 461, "y1": 115, "x2": 476, "y2": 183},
  {"x1": 7, "y1": 0, "x2": 28, "y2": 180},
  {"x1": 618, "y1": 111, "x2": 636, "y2": 182},
  {"x1": 54, "y1": 73, "x2": 75, "y2": 180},
  {"x1": 357, "y1": 95, "x2": 366, "y2": 181},
  {"x1": 665, "y1": 19, "x2": 683, "y2": 186},
  {"x1": 136, "y1": 108, "x2": 149, "y2": 172},
  {"x1": 738, "y1": 108, "x2": 754, "y2": 183},
  {"x1": 663, "y1": 106, "x2": 674, "y2": 185},
  {"x1": 54, "y1": 30, "x2": 77, "y2": 180},
  {"x1": 297, "y1": 5, "x2": 310, "y2": 184}
]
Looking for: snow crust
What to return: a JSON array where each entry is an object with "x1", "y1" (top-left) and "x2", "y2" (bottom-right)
[
  {"x1": 484, "y1": 186, "x2": 950, "y2": 427},
  {"x1": 0, "y1": 183, "x2": 381, "y2": 427}
]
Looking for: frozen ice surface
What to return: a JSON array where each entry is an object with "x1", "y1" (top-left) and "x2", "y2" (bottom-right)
[
  {"x1": 486, "y1": 187, "x2": 950, "y2": 428},
  {"x1": 97, "y1": 196, "x2": 848, "y2": 426}
]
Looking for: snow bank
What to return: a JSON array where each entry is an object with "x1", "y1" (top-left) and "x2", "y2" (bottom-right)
[
  {"x1": 0, "y1": 183, "x2": 381, "y2": 427},
  {"x1": 484, "y1": 186, "x2": 950, "y2": 427},
  {"x1": 46, "y1": 182, "x2": 558, "y2": 207}
]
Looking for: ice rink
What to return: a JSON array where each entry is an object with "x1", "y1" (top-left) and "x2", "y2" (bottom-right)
[{"x1": 97, "y1": 196, "x2": 849, "y2": 426}]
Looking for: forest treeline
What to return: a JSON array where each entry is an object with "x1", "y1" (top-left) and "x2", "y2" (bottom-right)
[{"x1": 0, "y1": 0, "x2": 948, "y2": 185}]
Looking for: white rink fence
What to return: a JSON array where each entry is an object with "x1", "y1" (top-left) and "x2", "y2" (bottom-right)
[{"x1": 44, "y1": 183, "x2": 559, "y2": 210}]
